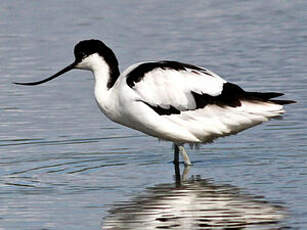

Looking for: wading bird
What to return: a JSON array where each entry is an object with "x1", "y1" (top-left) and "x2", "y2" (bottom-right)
[{"x1": 14, "y1": 39, "x2": 295, "y2": 165}]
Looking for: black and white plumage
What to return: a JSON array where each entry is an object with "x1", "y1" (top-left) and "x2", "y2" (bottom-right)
[{"x1": 14, "y1": 39, "x2": 295, "y2": 165}]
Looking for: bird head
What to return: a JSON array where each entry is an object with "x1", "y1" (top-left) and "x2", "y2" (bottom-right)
[{"x1": 14, "y1": 39, "x2": 118, "y2": 86}]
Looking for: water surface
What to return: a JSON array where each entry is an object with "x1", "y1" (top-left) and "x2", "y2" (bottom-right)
[{"x1": 0, "y1": 1, "x2": 306, "y2": 229}]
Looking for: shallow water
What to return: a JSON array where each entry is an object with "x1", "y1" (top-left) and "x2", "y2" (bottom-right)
[
  {"x1": 1, "y1": 1, "x2": 306, "y2": 229},
  {"x1": 103, "y1": 165, "x2": 287, "y2": 229}
]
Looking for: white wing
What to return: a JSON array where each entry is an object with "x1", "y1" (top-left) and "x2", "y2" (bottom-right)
[{"x1": 126, "y1": 61, "x2": 226, "y2": 112}]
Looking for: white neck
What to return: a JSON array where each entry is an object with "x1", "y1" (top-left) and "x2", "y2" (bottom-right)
[
  {"x1": 76, "y1": 54, "x2": 111, "y2": 89},
  {"x1": 75, "y1": 53, "x2": 121, "y2": 121},
  {"x1": 93, "y1": 60, "x2": 113, "y2": 92}
]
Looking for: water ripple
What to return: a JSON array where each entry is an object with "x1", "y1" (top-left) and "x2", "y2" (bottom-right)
[{"x1": 0, "y1": 135, "x2": 143, "y2": 147}]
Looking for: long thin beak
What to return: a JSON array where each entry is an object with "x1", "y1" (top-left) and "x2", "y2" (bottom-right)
[{"x1": 14, "y1": 62, "x2": 76, "y2": 86}]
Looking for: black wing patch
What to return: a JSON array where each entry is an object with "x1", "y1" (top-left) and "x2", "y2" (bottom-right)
[
  {"x1": 140, "y1": 82, "x2": 292, "y2": 116},
  {"x1": 126, "y1": 61, "x2": 213, "y2": 88},
  {"x1": 141, "y1": 101, "x2": 181, "y2": 115},
  {"x1": 191, "y1": 83, "x2": 242, "y2": 109}
]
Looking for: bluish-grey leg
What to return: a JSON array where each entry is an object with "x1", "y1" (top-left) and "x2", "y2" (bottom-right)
[
  {"x1": 174, "y1": 143, "x2": 192, "y2": 166},
  {"x1": 182, "y1": 165, "x2": 191, "y2": 181},
  {"x1": 173, "y1": 163, "x2": 191, "y2": 185},
  {"x1": 178, "y1": 144, "x2": 192, "y2": 166}
]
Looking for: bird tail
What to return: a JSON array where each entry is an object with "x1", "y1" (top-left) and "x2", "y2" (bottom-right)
[{"x1": 244, "y1": 91, "x2": 296, "y2": 105}]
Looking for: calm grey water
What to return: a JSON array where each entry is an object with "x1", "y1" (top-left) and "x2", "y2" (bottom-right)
[{"x1": 1, "y1": 1, "x2": 306, "y2": 229}]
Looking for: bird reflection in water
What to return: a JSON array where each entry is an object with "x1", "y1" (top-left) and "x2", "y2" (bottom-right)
[{"x1": 102, "y1": 165, "x2": 286, "y2": 230}]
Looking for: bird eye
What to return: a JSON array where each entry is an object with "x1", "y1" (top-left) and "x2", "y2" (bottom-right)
[{"x1": 81, "y1": 52, "x2": 87, "y2": 59}]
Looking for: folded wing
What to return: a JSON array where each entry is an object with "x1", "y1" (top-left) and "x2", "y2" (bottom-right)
[{"x1": 125, "y1": 61, "x2": 294, "y2": 143}]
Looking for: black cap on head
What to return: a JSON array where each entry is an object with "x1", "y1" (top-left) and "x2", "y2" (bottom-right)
[{"x1": 74, "y1": 39, "x2": 118, "y2": 67}]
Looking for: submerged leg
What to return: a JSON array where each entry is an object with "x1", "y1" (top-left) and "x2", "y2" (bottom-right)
[
  {"x1": 182, "y1": 165, "x2": 191, "y2": 181},
  {"x1": 173, "y1": 143, "x2": 192, "y2": 166},
  {"x1": 174, "y1": 161, "x2": 181, "y2": 185},
  {"x1": 173, "y1": 162, "x2": 191, "y2": 185},
  {"x1": 173, "y1": 143, "x2": 179, "y2": 165}
]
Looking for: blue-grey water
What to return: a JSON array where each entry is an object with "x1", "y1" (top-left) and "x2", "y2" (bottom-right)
[{"x1": 1, "y1": 1, "x2": 306, "y2": 229}]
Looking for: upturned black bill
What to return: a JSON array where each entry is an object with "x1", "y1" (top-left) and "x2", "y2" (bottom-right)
[{"x1": 14, "y1": 62, "x2": 76, "y2": 86}]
